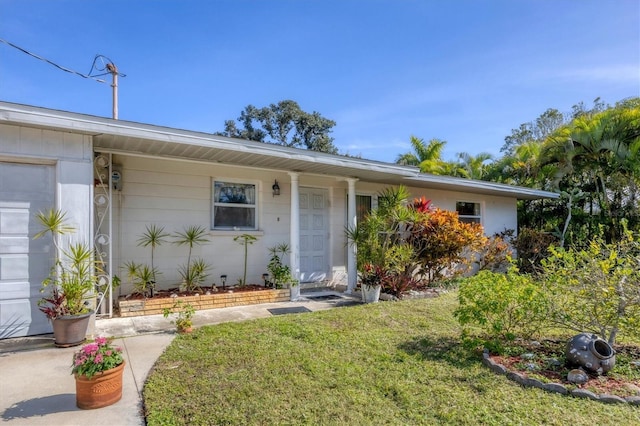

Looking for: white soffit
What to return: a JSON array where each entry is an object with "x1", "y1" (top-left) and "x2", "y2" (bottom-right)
[{"x1": 0, "y1": 102, "x2": 558, "y2": 200}]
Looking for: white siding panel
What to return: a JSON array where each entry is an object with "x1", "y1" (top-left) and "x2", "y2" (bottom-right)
[{"x1": 0, "y1": 123, "x2": 90, "y2": 161}]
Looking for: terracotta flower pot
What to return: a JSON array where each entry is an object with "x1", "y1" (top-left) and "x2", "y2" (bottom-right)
[{"x1": 75, "y1": 361, "x2": 125, "y2": 409}]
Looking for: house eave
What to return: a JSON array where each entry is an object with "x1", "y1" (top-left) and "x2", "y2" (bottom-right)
[{"x1": 0, "y1": 101, "x2": 559, "y2": 200}]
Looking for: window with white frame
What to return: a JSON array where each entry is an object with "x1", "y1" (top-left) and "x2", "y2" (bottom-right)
[
  {"x1": 212, "y1": 180, "x2": 257, "y2": 230},
  {"x1": 456, "y1": 201, "x2": 481, "y2": 224}
]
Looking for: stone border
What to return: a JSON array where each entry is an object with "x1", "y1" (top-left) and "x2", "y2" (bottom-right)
[
  {"x1": 118, "y1": 288, "x2": 290, "y2": 317},
  {"x1": 482, "y1": 350, "x2": 640, "y2": 405}
]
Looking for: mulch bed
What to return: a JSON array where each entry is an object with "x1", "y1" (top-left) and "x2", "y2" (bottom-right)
[{"x1": 489, "y1": 339, "x2": 640, "y2": 397}]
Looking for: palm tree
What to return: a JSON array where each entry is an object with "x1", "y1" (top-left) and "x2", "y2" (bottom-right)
[
  {"x1": 396, "y1": 136, "x2": 446, "y2": 174},
  {"x1": 540, "y1": 102, "x2": 640, "y2": 240},
  {"x1": 455, "y1": 152, "x2": 494, "y2": 180}
]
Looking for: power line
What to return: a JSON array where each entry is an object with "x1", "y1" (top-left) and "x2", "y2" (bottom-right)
[{"x1": 0, "y1": 38, "x2": 125, "y2": 83}]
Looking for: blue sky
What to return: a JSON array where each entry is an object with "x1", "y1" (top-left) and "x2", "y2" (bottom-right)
[{"x1": 1, "y1": 1, "x2": 638, "y2": 163}]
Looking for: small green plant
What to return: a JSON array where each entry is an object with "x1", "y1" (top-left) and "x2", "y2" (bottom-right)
[
  {"x1": 178, "y1": 258, "x2": 210, "y2": 292},
  {"x1": 163, "y1": 300, "x2": 196, "y2": 333},
  {"x1": 267, "y1": 243, "x2": 294, "y2": 288},
  {"x1": 34, "y1": 209, "x2": 97, "y2": 319},
  {"x1": 234, "y1": 234, "x2": 258, "y2": 285},
  {"x1": 123, "y1": 261, "x2": 158, "y2": 296},
  {"x1": 137, "y1": 224, "x2": 170, "y2": 285},
  {"x1": 173, "y1": 225, "x2": 210, "y2": 292}
]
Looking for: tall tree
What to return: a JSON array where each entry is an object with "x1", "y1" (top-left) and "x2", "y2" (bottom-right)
[
  {"x1": 395, "y1": 136, "x2": 446, "y2": 174},
  {"x1": 540, "y1": 98, "x2": 640, "y2": 241},
  {"x1": 501, "y1": 108, "x2": 565, "y2": 156},
  {"x1": 221, "y1": 100, "x2": 338, "y2": 154},
  {"x1": 455, "y1": 152, "x2": 494, "y2": 180}
]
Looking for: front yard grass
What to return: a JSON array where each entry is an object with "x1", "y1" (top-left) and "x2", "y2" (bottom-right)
[{"x1": 143, "y1": 292, "x2": 640, "y2": 425}]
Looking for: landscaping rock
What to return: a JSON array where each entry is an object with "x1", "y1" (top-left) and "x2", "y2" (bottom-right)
[
  {"x1": 571, "y1": 389, "x2": 599, "y2": 400},
  {"x1": 598, "y1": 394, "x2": 626, "y2": 404},
  {"x1": 521, "y1": 353, "x2": 536, "y2": 360},
  {"x1": 567, "y1": 369, "x2": 589, "y2": 384},
  {"x1": 625, "y1": 396, "x2": 640, "y2": 406},
  {"x1": 525, "y1": 378, "x2": 545, "y2": 389},
  {"x1": 546, "y1": 357, "x2": 563, "y2": 367},
  {"x1": 489, "y1": 362, "x2": 508, "y2": 375},
  {"x1": 543, "y1": 383, "x2": 569, "y2": 395},
  {"x1": 507, "y1": 372, "x2": 527, "y2": 386}
]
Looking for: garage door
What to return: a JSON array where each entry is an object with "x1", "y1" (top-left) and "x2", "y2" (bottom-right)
[{"x1": 0, "y1": 162, "x2": 55, "y2": 338}]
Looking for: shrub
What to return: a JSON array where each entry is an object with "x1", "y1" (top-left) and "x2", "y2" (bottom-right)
[
  {"x1": 408, "y1": 209, "x2": 486, "y2": 285},
  {"x1": 541, "y1": 228, "x2": 640, "y2": 345},
  {"x1": 454, "y1": 269, "x2": 549, "y2": 341},
  {"x1": 514, "y1": 228, "x2": 557, "y2": 275},
  {"x1": 475, "y1": 229, "x2": 514, "y2": 272}
]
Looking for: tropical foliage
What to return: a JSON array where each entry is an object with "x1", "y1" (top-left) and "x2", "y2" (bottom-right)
[
  {"x1": 397, "y1": 97, "x2": 640, "y2": 248},
  {"x1": 346, "y1": 186, "x2": 489, "y2": 295},
  {"x1": 34, "y1": 209, "x2": 96, "y2": 318}
]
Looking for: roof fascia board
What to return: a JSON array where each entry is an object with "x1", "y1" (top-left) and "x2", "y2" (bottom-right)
[{"x1": 0, "y1": 101, "x2": 558, "y2": 200}]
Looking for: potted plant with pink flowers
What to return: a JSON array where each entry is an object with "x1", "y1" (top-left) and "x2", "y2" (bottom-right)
[{"x1": 72, "y1": 337, "x2": 125, "y2": 409}]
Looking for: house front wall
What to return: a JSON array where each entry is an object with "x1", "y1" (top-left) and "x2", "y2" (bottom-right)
[
  {"x1": 0, "y1": 123, "x2": 93, "y2": 338},
  {"x1": 109, "y1": 154, "x2": 518, "y2": 296}
]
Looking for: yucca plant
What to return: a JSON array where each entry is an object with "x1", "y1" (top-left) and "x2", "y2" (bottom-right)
[
  {"x1": 123, "y1": 261, "x2": 158, "y2": 297},
  {"x1": 233, "y1": 234, "x2": 258, "y2": 285},
  {"x1": 34, "y1": 209, "x2": 97, "y2": 318},
  {"x1": 173, "y1": 226, "x2": 210, "y2": 292},
  {"x1": 137, "y1": 224, "x2": 169, "y2": 287}
]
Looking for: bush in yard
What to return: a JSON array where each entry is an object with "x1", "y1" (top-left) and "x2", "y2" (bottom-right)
[
  {"x1": 514, "y1": 227, "x2": 557, "y2": 275},
  {"x1": 475, "y1": 229, "x2": 514, "y2": 272},
  {"x1": 541, "y1": 227, "x2": 640, "y2": 345},
  {"x1": 454, "y1": 268, "x2": 549, "y2": 341},
  {"x1": 408, "y1": 208, "x2": 486, "y2": 285}
]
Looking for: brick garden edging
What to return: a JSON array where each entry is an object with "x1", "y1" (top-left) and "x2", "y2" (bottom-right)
[
  {"x1": 481, "y1": 350, "x2": 640, "y2": 405},
  {"x1": 118, "y1": 288, "x2": 290, "y2": 317}
]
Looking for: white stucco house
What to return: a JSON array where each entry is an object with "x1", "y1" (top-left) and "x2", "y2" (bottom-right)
[{"x1": 0, "y1": 101, "x2": 558, "y2": 338}]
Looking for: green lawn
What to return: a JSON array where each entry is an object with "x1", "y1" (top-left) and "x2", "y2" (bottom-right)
[{"x1": 143, "y1": 293, "x2": 640, "y2": 425}]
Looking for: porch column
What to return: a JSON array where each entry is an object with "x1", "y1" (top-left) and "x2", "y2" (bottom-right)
[
  {"x1": 346, "y1": 178, "x2": 358, "y2": 294},
  {"x1": 288, "y1": 172, "x2": 300, "y2": 284}
]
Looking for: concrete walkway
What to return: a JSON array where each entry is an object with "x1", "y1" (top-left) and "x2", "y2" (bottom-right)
[{"x1": 0, "y1": 291, "x2": 360, "y2": 425}]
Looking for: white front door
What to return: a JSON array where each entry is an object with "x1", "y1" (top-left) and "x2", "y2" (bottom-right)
[
  {"x1": 0, "y1": 162, "x2": 55, "y2": 338},
  {"x1": 299, "y1": 188, "x2": 328, "y2": 283}
]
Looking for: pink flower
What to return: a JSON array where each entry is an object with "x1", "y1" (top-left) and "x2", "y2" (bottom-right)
[
  {"x1": 82, "y1": 343, "x2": 98, "y2": 355},
  {"x1": 95, "y1": 336, "x2": 107, "y2": 345},
  {"x1": 105, "y1": 350, "x2": 112, "y2": 356},
  {"x1": 94, "y1": 354, "x2": 103, "y2": 364}
]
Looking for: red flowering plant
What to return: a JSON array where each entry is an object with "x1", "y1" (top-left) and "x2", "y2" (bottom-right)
[
  {"x1": 359, "y1": 263, "x2": 388, "y2": 289},
  {"x1": 71, "y1": 337, "x2": 124, "y2": 379}
]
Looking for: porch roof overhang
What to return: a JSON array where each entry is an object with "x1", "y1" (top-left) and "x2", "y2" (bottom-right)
[{"x1": 0, "y1": 102, "x2": 558, "y2": 200}]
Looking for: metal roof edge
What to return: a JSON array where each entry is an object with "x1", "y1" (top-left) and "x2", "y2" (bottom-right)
[
  {"x1": 0, "y1": 101, "x2": 558, "y2": 200},
  {"x1": 0, "y1": 101, "x2": 418, "y2": 177}
]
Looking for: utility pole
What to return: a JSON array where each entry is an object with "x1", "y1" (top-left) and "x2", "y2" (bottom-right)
[{"x1": 106, "y1": 62, "x2": 118, "y2": 119}]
